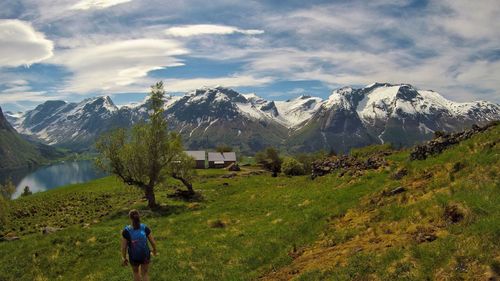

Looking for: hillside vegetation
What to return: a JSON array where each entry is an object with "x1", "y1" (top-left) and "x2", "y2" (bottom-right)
[
  {"x1": 0, "y1": 107, "x2": 65, "y2": 171},
  {"x1": 0, "y1": 125, "x2": 498, "y2": 281}
]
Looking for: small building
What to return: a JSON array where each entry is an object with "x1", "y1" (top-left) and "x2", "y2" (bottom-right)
[
  {"x1": 208, "y1": 152, "x2": 225, "y2": 168},
  {"x1": 185, "y1": 150, "x2": 206, "y2": 169},
  {"x1": 222, "y1": 152, "x2": 237, "y2": 166}
]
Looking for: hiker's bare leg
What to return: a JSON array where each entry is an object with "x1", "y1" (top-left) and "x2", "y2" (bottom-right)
[
  {"x1": 141, "y1": 263, "x2": 149, "y2": 281},
  {"x1": 132, "y1": 265, "x2": 141, "y2": 281}
]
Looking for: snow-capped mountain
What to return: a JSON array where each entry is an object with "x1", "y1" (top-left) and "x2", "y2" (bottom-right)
[
  {"x1": 6, "y1": 83, "x2": 499, "y2": 153},
  {"x1": 11, "y1": 96, "x2": 122, "y2": 149},
  {"x1": 289, "y1": 83, "x2": 499, "y2": 152}
]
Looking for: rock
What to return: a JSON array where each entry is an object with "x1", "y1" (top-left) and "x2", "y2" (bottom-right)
[
  {"x1": 391, "y1": 168, "x2": 408, "y2": 180},
  {"x1": 410, "y1": 122, "x2": 498, "y2": 161},
  {"x1": 222, "y1": 182, "x2": 229, "y2": 186},
  {"x1": 311, "y1": 154, "x2": 388, "y2": 179},
  {"x1": 414, "y1": 232, "x2": 437, "y2": 243},
  {"x1": 42, "y1": 226, "x2": 60, "y2": 235},
  {"x1": 412, "y1": 226, "x2": 438, "y2": 243},
  {"x1": 384, "y1": 186, "x2": 406, "y2": 196},
  {"x1": 226, "y1": 163, "x2": 241, "y2": 171}
]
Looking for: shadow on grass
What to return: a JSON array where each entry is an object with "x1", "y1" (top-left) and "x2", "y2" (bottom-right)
[
  {"x1": 107, "y1": 204, "x2": 190, "y2": 220},
  {"x1": 166, "y1": 189, "x2": 204, "y2": 202}
]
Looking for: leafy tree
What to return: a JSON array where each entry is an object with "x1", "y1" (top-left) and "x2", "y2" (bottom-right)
[
  {"x1": 216, "y1": 145, "x2": 233, "y2": 153},
  {"x1": 96, "y1": 81, "x2": 195, "y2": 208},
  {"x1": 282, "y1": 157, "x2": 306, "y2": 176},
  {"x1": 21, "y1": 186, "x2": 32, "y2": 197},
  {"x1": 171, "y1": 153, "x2": 196, "y2": 194},
  {"x1": 0, "y1": 178, "x2": 16, "y2": 200},
  {"x1": 255, "y1": 147, "x2": 282, "y2": 177}
]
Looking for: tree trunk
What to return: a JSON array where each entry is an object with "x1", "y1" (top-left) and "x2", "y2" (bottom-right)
[
  {"x1": 172, "y1": 174, "x2": 194, "y2": 194},
  {"x1": 144, "y1": 185, "x2": 157, "y2": 209}
]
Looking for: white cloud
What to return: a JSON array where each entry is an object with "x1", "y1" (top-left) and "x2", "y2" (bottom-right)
[
  {"x1": 0, "y1": 91, "x2": 51, "y2": 103},
  {"x1": 0, "y1": 19, "x2": 53, "y2": 67},
  {"x1": 165, "y1": 24, "x2": 264, "y2": 37},
  {"x1": 71, "y1": 0, "x2": 133, "y2": 10},
  {"x1": 163, "y1": 75, "x2": 272, "y2": 92},
  {"x1": 49, "y1": 39, "x2": 188, "y2": 93}
]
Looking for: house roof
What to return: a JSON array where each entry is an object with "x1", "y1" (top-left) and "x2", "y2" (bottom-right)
[
  {"x1": 185, "y1": 151, "x2": 206, "y2": 161},
  {"x1": 208, "y1": 152, "x2": 224, "y2": 162},
  {"x1": 223, "y1": 152, "x2": 237, "y2": 161}
]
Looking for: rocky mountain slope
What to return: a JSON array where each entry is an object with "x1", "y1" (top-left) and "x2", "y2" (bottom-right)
[
  {"x1": 6, "y1": 83, "x2": 499, "y2": 153},
  {"x1": 0, "y1": 107, "x2": 63, "y2": 170}
]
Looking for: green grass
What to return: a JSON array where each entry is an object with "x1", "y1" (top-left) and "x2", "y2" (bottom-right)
[
  {"x1": 0, "y1": 125, "x2": 498, "y2": 281},
  {"x1": 0, "y1": 167, "x2": 389, "y2": 281}
]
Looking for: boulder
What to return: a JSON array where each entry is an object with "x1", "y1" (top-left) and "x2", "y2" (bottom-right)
[
  {"x1": 385, "y1": 186, "x2": 407, "y2": 196},
  {"x1": 42, "y1": 226, "x2": 60, "y2": 235}
]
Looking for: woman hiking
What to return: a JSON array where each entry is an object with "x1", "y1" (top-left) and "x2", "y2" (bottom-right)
[{"x1": 121, "y1": 209, "x2": 158, "y2": 281}]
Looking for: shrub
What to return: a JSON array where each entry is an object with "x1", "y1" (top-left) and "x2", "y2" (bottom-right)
[
  {"x1": 282, "y1": 157, "x2": 306, "y2": 176},
  {"x1": 0, "y1": 179, "x2": 16, "y2": 200},
  {"x1": 21, "y1": 186, "x2": 32, "y2": 197},
  {"x1": 255, "y1": 147, "x2": 282, "y2": 177}
]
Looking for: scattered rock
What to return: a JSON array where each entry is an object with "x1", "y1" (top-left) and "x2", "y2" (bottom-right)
[
  {"x1": 383, "y1": 186, "x2": 407, "y2": 196},
  {"x1": 226, "y1": 163, "x2": 241, "y2": 171},
  {"x1": 42, "y1": 226, "x2": 60, "y2": 235},
  {"x1": 311, "y1": 154, "x2": 388, "y2": 179},
  {"x1": 410, "y1": 122, "x2": 498, "y2": 160},
  {"x1": 413, "y1": 228, "x2": 437, "y2": 243},
  {"x1": 391, "y1": 168, "x2": 408, "y2": 180}
]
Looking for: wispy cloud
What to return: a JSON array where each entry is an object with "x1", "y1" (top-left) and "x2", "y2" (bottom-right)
[
  {"x1": 49, "y1": 39, "x2": 188, "y2": 94},
  {"x1": 163, "y1": 75, "x2": 272, "y2": 92},
  {"x1": 70, "y1": 0, "x2": 133, "y2": 10},
  {"x1": 164, "y1": 24, "x2": 264, "y2": 37},
  {"x1": 0, "y1": 19, "x2": 53, "y2": 67}
]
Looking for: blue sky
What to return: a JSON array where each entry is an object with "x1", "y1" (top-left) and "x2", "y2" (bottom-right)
[{"x1": 0, "y1": 0, "x2": 499, "y2": 112}]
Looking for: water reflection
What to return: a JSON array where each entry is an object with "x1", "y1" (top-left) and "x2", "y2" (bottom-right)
[{"x1": 0, "y1": 160, "x2": 108, "y2": 198}]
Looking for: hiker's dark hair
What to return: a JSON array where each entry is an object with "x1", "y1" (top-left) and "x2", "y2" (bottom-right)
[{"x1": 129, "y1": 209, "x2": 141, "y2": 229}]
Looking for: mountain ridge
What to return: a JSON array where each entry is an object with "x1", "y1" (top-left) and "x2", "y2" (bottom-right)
[{"x1": 5, "y1": 83, "x2": 499, "y2": 153}]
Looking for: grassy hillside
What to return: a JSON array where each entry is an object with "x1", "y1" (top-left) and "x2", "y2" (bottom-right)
[
  {"x1": 0, "y1": 125, "x2": 498, "y2": 280},
  {"x1": 0, "y1": 107, "x2": 65, "y2": 170}
]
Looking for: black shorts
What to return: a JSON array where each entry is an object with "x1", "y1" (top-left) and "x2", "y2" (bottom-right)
[{"x1": 130, "y1": 257, "x2": 150, "y2": 266}]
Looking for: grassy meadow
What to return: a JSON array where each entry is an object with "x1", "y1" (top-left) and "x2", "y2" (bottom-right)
[{"x1": 0, "y1": 125, "x2": 499, "y2": 281}]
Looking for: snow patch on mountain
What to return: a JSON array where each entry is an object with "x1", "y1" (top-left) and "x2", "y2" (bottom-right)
[{"x1": 275, "y1": 95, "x2": 323, "y2": 128}]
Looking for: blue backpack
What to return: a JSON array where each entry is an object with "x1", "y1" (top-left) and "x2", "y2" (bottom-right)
[{"x1": 124, "y1": 224, "x2": 150, "y2": 261}]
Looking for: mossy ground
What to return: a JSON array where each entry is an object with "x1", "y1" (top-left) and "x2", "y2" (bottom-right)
[{"x1": 0, "y1": 126, "x2": 498, "y2": 281}]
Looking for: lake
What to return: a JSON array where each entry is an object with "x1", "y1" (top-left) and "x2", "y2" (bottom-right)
[{"x1": 0, "y1": 160, "x2": 108, "y2": 199}]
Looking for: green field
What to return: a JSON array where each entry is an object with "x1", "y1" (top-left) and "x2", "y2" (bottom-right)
[{"x1": 0, "y1": 126, "x2": 499, "y2": 281}]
